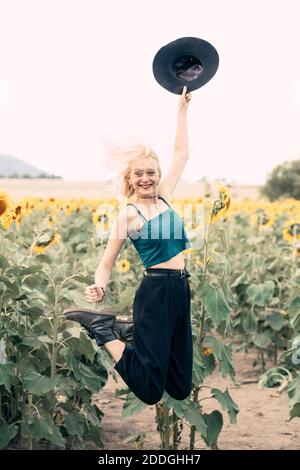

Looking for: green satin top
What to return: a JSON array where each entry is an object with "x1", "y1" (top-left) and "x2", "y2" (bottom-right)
[{"x1": 127, "y1": 195, "x2": 191, "y2": 269}]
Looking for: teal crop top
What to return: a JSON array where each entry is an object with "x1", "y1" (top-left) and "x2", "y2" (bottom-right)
[{"x1": 127, "y1": 195, "x2": 191, "y2": 269}]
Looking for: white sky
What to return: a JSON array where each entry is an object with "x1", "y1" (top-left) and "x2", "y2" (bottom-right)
[{"x1": 0, "y1": 0, "x2": 300, "y2": 184}]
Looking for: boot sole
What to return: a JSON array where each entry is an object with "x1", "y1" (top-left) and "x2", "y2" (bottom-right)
[
  {"x1": 63, "y1": 307, "x2": 133, "y2": 324},
  {"x1": 63, "y1": 307, "x2": 116, "y2": 318}
]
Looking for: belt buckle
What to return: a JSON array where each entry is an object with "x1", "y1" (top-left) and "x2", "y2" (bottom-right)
[{"x1": 180, "y1": 268, "x2": 185, "y2": 279}]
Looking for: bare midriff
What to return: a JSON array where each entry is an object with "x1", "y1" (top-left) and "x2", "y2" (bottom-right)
[{"x1": 147, "y1": 251, "x2": 186, "y2": 270}]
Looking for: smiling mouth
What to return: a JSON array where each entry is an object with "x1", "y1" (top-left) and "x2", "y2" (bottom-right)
[{"x1": 140, "y1": 185, "x2": 152, "y2": 188}]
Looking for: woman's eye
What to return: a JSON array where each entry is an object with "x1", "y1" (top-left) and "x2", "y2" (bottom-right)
[{"x1": 135, "y1": 172, "x2": 155, "y2": 176}]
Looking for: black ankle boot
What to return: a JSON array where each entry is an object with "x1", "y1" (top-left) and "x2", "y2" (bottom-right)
[
  {"x1": 114, "y1": 320, "x2": 134, "y2": 344},
  {"x1": 63, "y1": 307, "x2": 117, "y2": 347}
]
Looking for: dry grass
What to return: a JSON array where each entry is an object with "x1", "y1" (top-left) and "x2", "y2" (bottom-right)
[{"x1": 0, "y1": 178, "x2": 262, "y2": 201}]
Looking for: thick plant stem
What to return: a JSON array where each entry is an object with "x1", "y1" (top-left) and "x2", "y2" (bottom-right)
[
  {"x1": 155, "y1": 402, "x2": 171, "y2": 450},
  {"x1": 27, "y1": 394, "x2": 33, "y2": 450},
  {"x1": 191, "y1": 222, "x2": 210, "y2": 449},
  {"x1": 50, "y1": 286, "x2": 60, "y2": 379},
  {"x1": 163, "y1": 403, "x2": 170, "y2": 449},
  {"x1": 172, "y1": 411, "x2": 179, "y2": 449}
]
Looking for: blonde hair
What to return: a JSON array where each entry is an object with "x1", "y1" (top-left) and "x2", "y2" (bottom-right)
[{"x1": 103, "y1": 143, "x2": 162, "y2": 205}]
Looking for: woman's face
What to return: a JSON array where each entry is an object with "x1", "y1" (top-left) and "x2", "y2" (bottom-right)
[{"x1": 128, "y1": 158, "x2": 160, "y2": 196}]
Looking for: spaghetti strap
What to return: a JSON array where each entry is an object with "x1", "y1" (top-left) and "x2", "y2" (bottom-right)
[
  {"x1": 158, "y1": 195, "x2": 171, "y2": 208},
  {"x1": 127, "y1": 203, "x2": 147, "y2": 223}
]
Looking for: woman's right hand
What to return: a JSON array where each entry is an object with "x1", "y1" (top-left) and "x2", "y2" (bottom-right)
[
  {"x1": 85, "y1": 284, "x2": 105, "y2": 303},
  {"x1": 178, "y1": 85, "x2": 192, "y2": 113}
]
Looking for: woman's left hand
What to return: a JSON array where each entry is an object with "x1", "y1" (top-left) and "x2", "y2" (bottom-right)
[{"x1": 178, "y1": 86, "x2": 192, "y2": 113}]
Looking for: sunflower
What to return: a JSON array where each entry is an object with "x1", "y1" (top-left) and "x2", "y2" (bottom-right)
[
  {"x1": 0, "y1": 190, "x2": 14, "y2": 228},
  {"x1": 210, "y1": 185, "x2": 231, "y2": 223},
  {"x1": 0, "y1": 190, "x2": 10, "y2": 216},
  {"x1": 13, "y1": 205, "x2": 23, "y2": 227},
  {"x1": 48, "y1": 213, "x2": 58, "y2": 226},
  {"x1": 32, "y1": 232, "x2": 61, "y2": 254},
  {"x1": 282, "y1": 220, "x2": 300, "y2": 242},
  {"x1": 250, "y1": 209, "x2": 275, "y2": 228},
  {"x1": 202, "y1": 347, "x2": 213, "y2": 356},
  {"x1": 92, "y1": 208, "x2": 109, "y2": 228},
  {"x1": 116, "y1": 259, "x2": 131, "y2": 273}
]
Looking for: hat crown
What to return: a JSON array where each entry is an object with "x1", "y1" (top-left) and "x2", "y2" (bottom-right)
[{"x1": 171, "y1": 55, "x2": 203, "y2": 81}]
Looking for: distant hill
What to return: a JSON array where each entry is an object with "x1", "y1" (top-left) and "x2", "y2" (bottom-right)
[{"x1": 0, "y1": 154, "x2": 61, "y2": 178}]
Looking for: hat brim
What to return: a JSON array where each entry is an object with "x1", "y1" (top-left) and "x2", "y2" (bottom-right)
[{"x1": 152, "y1": 37, "x2": 219, "y2": 94}]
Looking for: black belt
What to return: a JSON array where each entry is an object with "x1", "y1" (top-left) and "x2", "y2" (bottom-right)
[{"x1": 143, "y1": 268, "x2": 191, "y2": 279}]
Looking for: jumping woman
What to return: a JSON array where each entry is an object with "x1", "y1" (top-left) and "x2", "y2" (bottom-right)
[{"x1": 64, "y1": 86, "x2": 193, "y2": 405}]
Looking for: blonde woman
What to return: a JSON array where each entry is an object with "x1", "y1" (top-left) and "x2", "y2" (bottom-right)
[{"x1": 64, "y1": 86, "x2": 193, "y2": 405}]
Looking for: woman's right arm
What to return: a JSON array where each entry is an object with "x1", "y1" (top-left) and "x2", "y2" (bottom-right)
[{"x1": 85, "y1": 207, "x2": 128, "y2": 303}]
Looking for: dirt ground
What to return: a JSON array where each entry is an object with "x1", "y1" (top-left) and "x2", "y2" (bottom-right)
[{"x1": 92, "y1": 347, "x2": 300, "y2": 450}]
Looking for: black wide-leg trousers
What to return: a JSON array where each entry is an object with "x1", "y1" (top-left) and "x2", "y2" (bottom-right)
[{"x1": 114, "y1": 268, "x2": 193, "y2": 405}]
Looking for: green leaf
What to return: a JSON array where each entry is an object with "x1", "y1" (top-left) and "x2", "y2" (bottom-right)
[
  {"x1": 242, "y1": 310, "x2": 257, "y2": 332},
  {"x1": 0, "y1": 276, "x2": 20, "y2": 298},
  {"x1": 0, "y1": 254, "x2": 9, "y2": 270},
  {"x1": 289, "y1": 403, "x2": 300, "y2": 420},
  {"x1": 202, "y1": 410, "x2": 223, "y2": 448},
  {"x1": 220, "y1": 277, "x2": 237, "y2": 307},
  {"x1": 199, "y1": 283, "x2": 231, "y2": 328},
  {"x1": 163, "y1": 393, "x2": 191, "y2": 415},
  {"x1": 64, "y1": 412, "x2": 84, "y2": 437},
  {"x1": 28, "y1": 413, "x2": 54, "y2": 441},
  {"x1": 288, "y1": 375, "x2": 300, "y2": 408},
  {"x1": 244, "y1": 253, "x2": 266, "y2": 272},
  {"x1": 246, "y1": 281, "x2": 275, "y2": 307},
  {"x1": 114, "y1": 286, "x2": 137, "y2": 311},
  {"x1": 211, "y1": 388, "x2": 239, "y2": 424},
  {"x1": 33, "y1": 253, "x2": 53, "y2": 264},
  {"x1": 231, "y1": 272, "x2": 248, "y2": 288},
  {"x1": 28, "y1": 413, "x2": 65, "y2": 448},
  {"x1": 0, "y1": 363, "x2": 16, "y2": 392},
  {"x1": 192, "y1": 348, "x2": 207, "y2": 386},
  {"x1": 66, "y1": 332, "x2": 97, "y2": 364},
  {"x1": 205, "y1": 336, "x2": 236, "y2": 380},
  {"x1": 115, "y1": 388, "x2": 147, "y2": 417},
  {"x1": 60, "y1": 288, "x2": 90, "y2": 307},
  {"x1": 200, "y1": 351, "x2": 216, "y2": 379},
  {"x1": 21, "y1": 336, "x2": 45, "y2": 349},
  {"x1": 183, "y1": 402, "x2": 207, "y2": 438},
  {"x1": 22, "y1": 275, "x2": 43, "y2": 289},
  {"x1": 20, "y1": 266, "x2": 43, "y2": 275},
  {"x1": 22, "y1": 371, "x2": 57, "y2": 395},
  {"x1": 64, "y1": 353, "x2": 104, "y2": 392},
  {"x1": 288, "y1": 288, "x2": 300, "y2": 331},
  {"x1": 259, "y1": 366, "x2": 290, "y2": 388},
  {"x1": 0, "y1": 422, "x2": 18, "y2": 449},
  {"x1": 252, "y1": 332, "x2": 271, "y2": 349},
  {"x1": 266, "y1": 313, "x2": 286, "y2": 331}
]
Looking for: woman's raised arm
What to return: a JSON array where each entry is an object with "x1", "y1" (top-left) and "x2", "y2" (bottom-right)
[{"x1": 158, "y1": 86, "x2": 192, "y2": 198}]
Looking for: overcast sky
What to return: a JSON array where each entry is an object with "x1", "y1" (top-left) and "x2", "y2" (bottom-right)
[{"x1": 0, "y1": 0, "x2": 300, "y2": 184}]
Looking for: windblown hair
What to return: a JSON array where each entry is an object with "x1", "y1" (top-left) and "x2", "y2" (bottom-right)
[{"x1": 103, "y1": 144, "x2": 162, "y2": 205}]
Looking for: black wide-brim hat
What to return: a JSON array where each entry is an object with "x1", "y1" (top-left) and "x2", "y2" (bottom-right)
[{"x1": 152, "y1": 37, "x2": 219, "y2": 94}]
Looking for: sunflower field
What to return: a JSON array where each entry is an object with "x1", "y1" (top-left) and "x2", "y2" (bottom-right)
[{"x1": 0, "y1": 186, "x2": 300, "y2": 450}]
